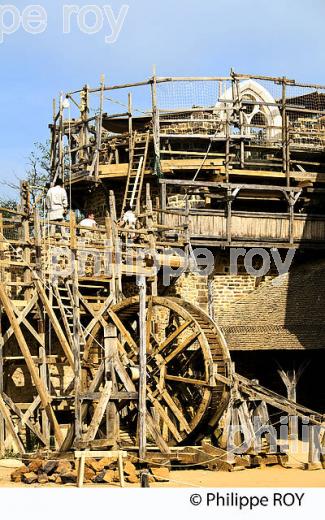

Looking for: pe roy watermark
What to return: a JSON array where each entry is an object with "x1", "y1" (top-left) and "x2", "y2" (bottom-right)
[
  {"x1": 63, "y1": 4, "x2": 129, "y2": 43},
  {"x1": 230, "y1": 247, "x2": 296, "y2": 277},
  {"x1": 0, "y1": 4, "x2": 129, "y2": 43},
  {"x1": 0, "y1": 4, "x2": 47, "y2": 43},
  {"x1": 48, "y1": 242, "x2": 296, "y2": 286}
]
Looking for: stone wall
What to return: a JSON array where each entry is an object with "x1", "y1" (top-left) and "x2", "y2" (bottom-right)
[{"x1": 164, "y1": 270, "x2": 276, "y2": 319}]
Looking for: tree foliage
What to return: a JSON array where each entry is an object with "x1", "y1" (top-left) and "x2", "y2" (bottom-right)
[
  {"x1": 1, "y1": 141, "x2": 51, "y2": 210},
  {"x1": 0, "y1": 196, "x2": 18, "y2": 218}
]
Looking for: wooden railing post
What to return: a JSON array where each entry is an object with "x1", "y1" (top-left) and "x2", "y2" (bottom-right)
[{"x1": 70, "y1": 211, "x2": 82, "y2": 440}]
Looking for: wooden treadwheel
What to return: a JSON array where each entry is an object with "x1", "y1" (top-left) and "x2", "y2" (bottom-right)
[{"x1": 104, "y1": 296, "x2": 230, "y2": 447}]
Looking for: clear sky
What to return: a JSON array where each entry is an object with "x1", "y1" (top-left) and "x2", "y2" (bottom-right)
[{"x1": 0, "y1": 0, "x2": 324, "y2": 196}]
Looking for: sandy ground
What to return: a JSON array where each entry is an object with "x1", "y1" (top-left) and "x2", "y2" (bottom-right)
[{"x1": 0, "y1": 442, "x2": 324, "y2": 488}]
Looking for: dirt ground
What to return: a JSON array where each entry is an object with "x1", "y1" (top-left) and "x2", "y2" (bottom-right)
[{"x1": 1, "y1": 442, "x2": 324, "y2": 488}]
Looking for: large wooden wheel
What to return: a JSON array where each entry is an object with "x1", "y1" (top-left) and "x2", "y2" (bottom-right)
[{"x1": 104, "y1": 296, "x2": 230, "y2": 446}]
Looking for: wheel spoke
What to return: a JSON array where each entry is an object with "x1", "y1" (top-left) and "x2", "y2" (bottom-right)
[
  {"x1": 165, "y1": 374, "x2": 209, "y2": 386},
  {"x1": 161, "y1": 389, "x2": 191, "y2": 433},
  {"x1": 147, "y1": 390, "x2": 183, "y2": 442},
  {"x1": 165, "y1": 331, "x2": 200, "y2": 364},
  {"x1": 108, "y1": 310, "x2": 138, "y2": 355},
  {"x1": 157, "y1": 320, "x2": 192, "y2": 354}
]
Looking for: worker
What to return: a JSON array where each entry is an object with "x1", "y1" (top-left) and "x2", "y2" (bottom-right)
[
  {"x1": 79, "y1": 211, "x2": 97, "y2": 237},
  {"x1": 79, "y1": 211, "x2": 97, "y2": 229},
  {"x1": 122, "y1": 205, "x2": 137, "y2": 229},
  {"x1": 46, "y1": 179, "x2": 68, "y2": 233}
]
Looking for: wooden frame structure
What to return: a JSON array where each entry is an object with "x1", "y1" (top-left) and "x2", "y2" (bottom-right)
[{"x1": 1, "y1": 70, "x2": 325, "y2": 466}]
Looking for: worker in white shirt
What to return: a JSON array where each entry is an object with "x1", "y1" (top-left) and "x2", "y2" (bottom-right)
[
  {"x1": 79, "y1": 212, "x2": 97, "y2": 238},
  {"x1": 46, "y1": 179, "x2": 68, "y2": 234},
  {"x1": 122, "y1": 205, "x2": 137, "y2": 229},
  {"x1": 121, "y1": 205, "x2": 137, "y2": 243},
  {"x1": 79, "y1": 212, "x2": 97, "y2": 229}
]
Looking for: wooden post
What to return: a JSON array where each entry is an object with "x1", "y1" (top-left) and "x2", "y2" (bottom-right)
[
  {"x1": 278, "y1": 369, "x2": 299, "y2": 440},
  {"x1": 33, "y1": 209, "x2": 42, "y2": 274},
  {"x1": 160, "y1": 181, "x2": 167, "y2": 227},
  {"x1": 70, "y1": 211, "x2": 82, "y2": 441},
  {"x1": 307, "y1": 415, "x2": 321, "y2": 470},
  {"x1": 77, "y1": 452, "x2": 86, "y2": 487},
  {"x1": 38, "y1": 314, "x2": 50, "y2": 447},
  {"x1": 146, "y1": 184, "x2": 157, "y2": 296},
  {"x1": 288, "y1": 192, "x2": 294, "y2": 245},
  {"x1": 137, "y1": 275, "x2": 147, "y2": 460},
  {"x1": 117, "y1": 451, "x2": 125, "y2": 488},
  {"x1": 286, "y1": 114, "x2": 291, "y2": 184},
  {"x1": 21, "y1": 183, "x2": 32, "y2": 301},
  {"x1": 128, "y1": 92, "x2": 133, "y2": 166},
  {"x1": 226, "y1": 188, "x2": 232, "y2": 244},
  {"x1": 281, "y1": 78, "x2": 290, "y2": 187},
  {"x1": 225, "y1": 106, "x2": 230, "y2": 182},
  {"x1": 234, "y1": 76, "x2": 245, "y2": 169},
  {"x1": 151, "y1": 65, "x2": 160, "y2": 174},
  {"x1": 79, "y1": 85, "x2": 89, "y2": 164},
  {"x1": 109, "y1": 191, "x2": 122, "y2": 299},
  {"x1": 95, "y1": 74, "x2": 105, "y2": 181},
  {"x1": 104, "y1": 324, "x2": 120, "y2": 444}
]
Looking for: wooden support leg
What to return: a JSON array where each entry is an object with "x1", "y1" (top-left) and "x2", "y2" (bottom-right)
[
  {"x1": 77, "y1": 452, "x2": 86, "y2": 488},
  {"x1": 118, "y1": 451, "x2": 125, "y2": 488}
]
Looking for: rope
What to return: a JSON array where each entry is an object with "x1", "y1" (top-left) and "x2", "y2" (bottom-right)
[{"x1": 103, "y1": 95, "x2": 148, "y2": 115}]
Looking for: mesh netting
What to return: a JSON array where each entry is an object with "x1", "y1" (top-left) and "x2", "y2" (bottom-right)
[{"x1": 157, "y1": 80, "x2": 229, "y2": 110}]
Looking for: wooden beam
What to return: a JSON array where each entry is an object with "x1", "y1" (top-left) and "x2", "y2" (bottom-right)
[
  {"x1": 0, "y1": 283, "x2": 64, "y2": 447},
  {"x1": 34, "y1": 280, "x2": 74, "y2": 368},
  {"x1": 2, "y1": 293, "x2": 38, "y2": 345},
  {"x1": 60, "y1": 363, "x2": 105, "y2": 452},
  {"x1": 147, "y1": 390, "x2": 182, "y2": 443},
  {"x1": 157, "y1": 320, "x2": 192, "y2": 353},
  {"x1": 82, "y1": 381, "x2": 112, "y2": 443},
  {"x1": 95, "y1": 161, "x2": 325, "y2": 183},
  {"x1": 0, "y1": 394, "x2": 25, "y2": 454},
  {"x1": 138, "y1": 276, "x2": 147, "y2": 460},
  {"x1": 164, "y1": 331, "x2": 199, "y2": 364},
  {"x1": 2, "y1": 393, "x2": 47, "y2": 445}
]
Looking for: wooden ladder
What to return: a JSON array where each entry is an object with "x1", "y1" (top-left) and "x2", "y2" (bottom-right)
[
  {"x1": 121, "y1": 130, "x2": 150, "y2": 215},
  {"x1": 53, "y1": 282, "x2": 85, "y2": 352}
]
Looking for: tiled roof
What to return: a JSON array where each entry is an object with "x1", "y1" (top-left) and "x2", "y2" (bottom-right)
[{"x1": 219, "y1": 260, "x2": 325, "y2": 350}]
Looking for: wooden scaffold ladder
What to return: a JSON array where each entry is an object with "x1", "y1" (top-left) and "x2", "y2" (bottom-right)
[{"x1": 122, "y1": 130, "x2": 150, "y2": 215}]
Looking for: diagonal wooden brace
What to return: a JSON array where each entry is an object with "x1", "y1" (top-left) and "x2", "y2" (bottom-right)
[{"x1": 0, "y1": 283, "x2": 64, "y2": 447}]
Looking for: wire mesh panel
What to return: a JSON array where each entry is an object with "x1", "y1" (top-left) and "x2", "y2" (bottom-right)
[{"x1": 156, "y1": 79, "x2": 228, "y2": 110}]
